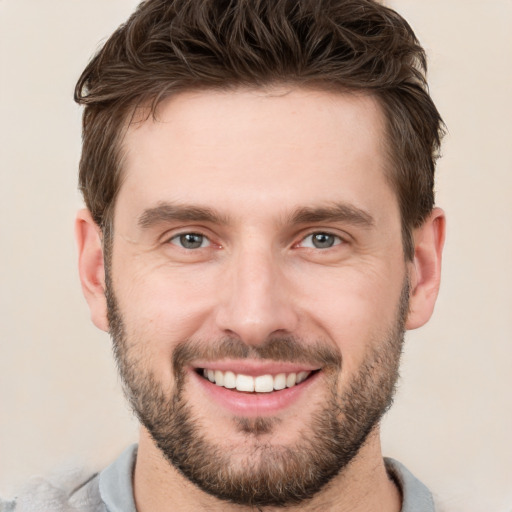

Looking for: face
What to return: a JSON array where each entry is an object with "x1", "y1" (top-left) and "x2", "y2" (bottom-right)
[{"x1": 105, "y1": 88, "x2": 410, "y2": 506}]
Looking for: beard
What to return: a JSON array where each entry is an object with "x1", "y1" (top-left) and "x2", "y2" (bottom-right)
[{"x1": 106, "y1": 277, "x2": 408, "y2": 508}]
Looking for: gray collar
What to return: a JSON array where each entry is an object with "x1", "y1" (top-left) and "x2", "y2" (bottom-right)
[
  {"x1": 385, "y1": 457, "x2": 435, "y2": 512},
  {"x1": 99, "y1": 444, "x2": 138, "y2": 512},
  {"x1": 98, "y1": 447, "x2": 434, "y2": 512}
]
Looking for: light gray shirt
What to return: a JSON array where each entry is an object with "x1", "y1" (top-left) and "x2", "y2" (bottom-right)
[{"x1": 1, "y1": 444, "x2": 435, "y2": 511}]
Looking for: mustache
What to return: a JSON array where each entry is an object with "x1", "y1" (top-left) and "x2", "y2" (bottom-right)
[{"x1": 172, "y1": 336, "x2": 342, "y2": 375}]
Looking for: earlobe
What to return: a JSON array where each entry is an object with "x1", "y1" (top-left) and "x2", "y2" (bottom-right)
[
  {"x1": 75, "y1": 209, "x2": 109, "y2": 332},
  {"x1": 406, "y1": 207, "x2": 446, "y2": 330}
]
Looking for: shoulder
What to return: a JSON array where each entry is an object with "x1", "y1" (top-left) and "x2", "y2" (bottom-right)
[
  {"x1": 0, "y1": 499, "x2": 16, "y2": 512},
  {"x1": 1, "y1": 471, "x2": 105, "y2": 512},
  {"x1": 69, "y1": 472, "x2": 105, "y2": 511},
  {"x1": 1, "y1": 445, "x2": 137, "y2": 512}
]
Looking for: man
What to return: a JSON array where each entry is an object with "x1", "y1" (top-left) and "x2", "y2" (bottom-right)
[{"x1": 3, "y1": 0, "x2": 445, "y2": 510}]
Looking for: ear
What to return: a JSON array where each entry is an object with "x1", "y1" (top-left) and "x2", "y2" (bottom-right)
[
  {"x1": 75, "y1": 209, "x2": 109, "y2": 332},
  {"x1": 406, "y1": 207, "x2": 446, "y2": 330}
]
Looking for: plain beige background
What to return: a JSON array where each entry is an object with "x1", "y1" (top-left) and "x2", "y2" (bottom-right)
[{"x1": 0, "y1": 1, "x2": 511, "y2": 510}]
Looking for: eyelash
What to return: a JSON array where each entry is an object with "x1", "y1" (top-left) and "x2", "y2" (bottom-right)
[
  {"x1": 169, "y1": 232, "x2": 211, "y2": 249},
  {"x1": 297, "y1": 232, "x2": 343, "y2": 249},
  {"x1": 167, "y1": 231, "x2": 344, "y2": 251}
]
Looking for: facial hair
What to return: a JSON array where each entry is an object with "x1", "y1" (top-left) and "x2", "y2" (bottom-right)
[{"x1": 106, "y1": 278, "x2": 408, "y2": 508}]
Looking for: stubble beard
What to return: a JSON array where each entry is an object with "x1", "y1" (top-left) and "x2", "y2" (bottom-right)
[{"x1": 105, "y1": 275, "x2": 408, "y2": 508}]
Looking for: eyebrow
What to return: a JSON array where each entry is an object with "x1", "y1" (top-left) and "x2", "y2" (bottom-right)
[
  {"x1": 138, "y1": 201, "x2": 375, "y2": 230},
  {"x1": 288, "y1": 203, "x2": 375, "y2": 228},
  {"x1": 138, "y1": 202, "x2": 229, "y2": 228}
]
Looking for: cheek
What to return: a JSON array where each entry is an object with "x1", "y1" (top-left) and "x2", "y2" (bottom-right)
[
  {"x1": 113, "y1": 261, "x2": 221, "y2": 355},
  {"x1": 292, "y1": 264, "x2": 405, "y2": 372}
]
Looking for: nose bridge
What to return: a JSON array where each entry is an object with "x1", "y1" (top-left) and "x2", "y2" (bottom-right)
[{"x1": 216, "y1": 240, "x2": 298, "y2": 345}]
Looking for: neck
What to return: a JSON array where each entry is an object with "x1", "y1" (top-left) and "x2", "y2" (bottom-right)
[{"x1": 133, "y1": 427, "x2": 401, "y2": 512}]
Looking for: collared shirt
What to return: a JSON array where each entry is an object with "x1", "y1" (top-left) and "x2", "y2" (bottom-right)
[{"x1": 3, "y1": 444, "x2": 435, "y2": 511}]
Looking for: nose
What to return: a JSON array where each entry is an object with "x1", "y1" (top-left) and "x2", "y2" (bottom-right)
[{"x1": 215, "y1": 245, "x2": 300, "y2": 346}]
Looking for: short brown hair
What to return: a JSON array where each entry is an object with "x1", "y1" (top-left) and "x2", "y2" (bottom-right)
[{"x1": 75, "y1": 0, "x2": 444, "y2": 259}]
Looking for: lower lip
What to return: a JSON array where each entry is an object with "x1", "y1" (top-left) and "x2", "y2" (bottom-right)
[{"x1": 190, "y1": 370, "x2": 321, "y2": 416}]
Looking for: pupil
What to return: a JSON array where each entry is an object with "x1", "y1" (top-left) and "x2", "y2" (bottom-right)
[
  {"x1": 313, "y1": 233, "x2": 334, "y2": 248},
  {"x1": 181, "y1": 233, "x2": 203, "y2": 248}
]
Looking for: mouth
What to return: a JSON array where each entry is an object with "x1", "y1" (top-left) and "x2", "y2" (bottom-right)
[
  {"x1": 197, "y1": 368, "x2": 317, "y2": 393},
  {"x1": 190, "y1": 362, "x2": 321, "y2": 416}
]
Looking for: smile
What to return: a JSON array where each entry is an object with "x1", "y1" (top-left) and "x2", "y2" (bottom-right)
[
  {"x1": 191, "y1": 362, "x2": 322, "y2": 415},
  {"x1": 200, "y1": 368, "x2": 312, "y2": 393}
]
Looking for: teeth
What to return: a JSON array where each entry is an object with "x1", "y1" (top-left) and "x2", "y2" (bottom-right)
[
  {"x1": 223, "y1": 371, "x2": 236, "y2": 389},
  {"x1": 201, "y1": 369, "x2": 312, "y2": 392},
  {"x1": 236, "y1": 374, "x2": 254, "y2": 392},
  {"x1": 274, "y1": 373, "x2": 287, "y2": 390},
  {"x1": 214, "y1": 370, "x2": 224, "y2": 387},
  {"x1": 296, "y1": 371, "x2": 309, "y2": 384},
  {"x1": 254, "y1": 374, "x2": 274, "y2": 393}
]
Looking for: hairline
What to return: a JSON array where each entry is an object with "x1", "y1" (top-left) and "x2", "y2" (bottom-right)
[{"x1": 101, "y1": 83, "x2": 418, "y2": 261}]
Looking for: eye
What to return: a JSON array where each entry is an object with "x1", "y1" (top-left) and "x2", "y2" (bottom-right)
[
  {"x1": 170, "y1": 233, "x2": 210, "y2": 249},
  {"x1": 299, "y1": 232, "x2": 342, "y2": 249}
]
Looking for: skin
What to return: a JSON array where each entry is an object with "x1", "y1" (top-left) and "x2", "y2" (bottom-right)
[{"x1": 76, "y1": 88, "x2": 445, "y2": 511}]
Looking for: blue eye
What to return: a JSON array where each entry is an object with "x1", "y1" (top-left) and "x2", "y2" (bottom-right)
[
  {"x1": 300, "y1": 232, "x2": 341, "y2": 249},
  {"x1": 170, "y1": 233, "x2": 210, "y2": 249}
]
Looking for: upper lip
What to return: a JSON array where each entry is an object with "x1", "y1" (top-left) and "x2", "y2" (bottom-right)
[{"x1": 191, "y1": 359, "x2": 321, "y2": 376}]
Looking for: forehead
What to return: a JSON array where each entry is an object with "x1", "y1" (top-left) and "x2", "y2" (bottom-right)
[{"x1": 118, "y1": 87, "x2": 395, "y2": 225}]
